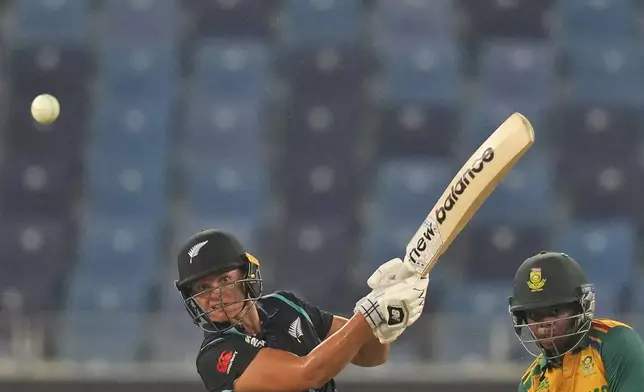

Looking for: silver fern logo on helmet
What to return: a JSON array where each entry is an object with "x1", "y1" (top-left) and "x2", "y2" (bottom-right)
[{"x1": 188, "y1": 240, "x2": 208, "y2": 264}]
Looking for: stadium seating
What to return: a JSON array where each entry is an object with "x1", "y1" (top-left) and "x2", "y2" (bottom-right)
[
  {"x1": 478, "y1": 39, "x2": 555, "y2": 101},
  {"x1": 376, "y1": 102, "x2": 459, "y2": 159},
  {"x1": 379, "y1": 40, "x2": 461, "y2": 104},
  {"x1": 269, "y1": 217, "x2": 358, "y2": 314},
  {"x1": 553, "y1": 220, "x2": 636, "y2": 289},
  {"x1": 103, "y1": 0, "x2": 177, "y2": 44},
  {"x1": 462, "y1": 0, "x2": 553, "y2": 36},
  {"x1": 191, "y1": 38, "x2": 270, "y2": 99},
  {"x1": 0, "y1": 152, "x2": 79, "y2": 220},
  {"x1": 556, "y1": 0, "x2": 636, "y2": 41},
  {"x1": 0, "y1": 218, "x2": 74, "y2": 311},
  {"x1": 373, "y1": 0, "x2": 457, "y2": 44},
  {"x1": 280, "y1": 0, "x2": 362, "y2": 45},
  {"x1": 183, "y1": 0, "x2": 276, "y2": 39},
  {"x1": 2, "y1": 0, "x2": 644, "y2": 367},
  {"x1": 12, "y1": 0, "x2": 90, "y2": 45}
]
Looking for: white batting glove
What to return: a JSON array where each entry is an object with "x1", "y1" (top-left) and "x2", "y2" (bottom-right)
[
  {"x1": 367, "y1": 258, "x2": 429, "y2": 344},
  {"x1": 366, "y1": 258, "x2": 416, "y2": 289},
  {"x1": 354, "y1": 259, "x2": 428, "y2": 341}
]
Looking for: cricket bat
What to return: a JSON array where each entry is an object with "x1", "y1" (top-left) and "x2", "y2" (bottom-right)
[{"x1": 403, "y1": 112, "x2": 535, "y2": 277}]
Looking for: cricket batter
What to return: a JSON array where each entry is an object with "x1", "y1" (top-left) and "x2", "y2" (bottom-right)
[
  {"x1": 175, "y1": 229, "x2": 428, "y2": 392},
  {"x1": 509, "y1": 251, "x2": 644, "y2": 391}
]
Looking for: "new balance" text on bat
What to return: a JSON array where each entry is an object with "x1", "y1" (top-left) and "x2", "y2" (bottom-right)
[{"x1": 403, "y1": 112, "x2": 535, "y2": 277}]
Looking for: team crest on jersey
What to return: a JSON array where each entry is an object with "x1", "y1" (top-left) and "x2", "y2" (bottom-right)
[
  {"x1": 527, "y1": 267, "x2": 546, "y2": 292},
  {"x1": 581, "y1": 355, "x2": 596, "y2": 376},
  {"x1": 288, "y1": 317, "x2": 304, "y2": 343}
]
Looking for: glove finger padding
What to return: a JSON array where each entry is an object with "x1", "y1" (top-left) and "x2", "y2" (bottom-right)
[{"x1": 367, "y1": 258, "x2": 416, "y2": 289}]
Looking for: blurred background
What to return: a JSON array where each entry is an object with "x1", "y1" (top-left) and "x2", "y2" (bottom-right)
[{"x1": 0, "y1": 0, "x2": 643, "y2": 390}]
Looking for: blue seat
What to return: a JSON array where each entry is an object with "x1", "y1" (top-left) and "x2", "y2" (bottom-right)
[
  {"x1": 192, "y1": 39, "x2": 269, "y2": 100},
  {"x1": 553, "y1": 104, "x2": 642, "y2": 156},
  {"x1": 100, "y1": 41, "x2": 177, "y2": 99},
  {"x1": 377, "y1": 102, "x2": 458, "y2": 159},
  {"x1": 13, "y1": 0, "x2": 90, "y2": 45},
  {"x1": 554, "y1": 220, "x2": 635, "y2": 288},
  {"x1": 56, "y1": 312, "x2": 143, "y2": 362},
  {"x1": 473, "y1": 150, "x2": 554, "y2": 226},
  {"x1": 569, "y1": 74, "x2": 644, "y2": 108},
  {"x1": 185, "y1": 0, "x2": 274, "y2": 39},
  {"x1": 439, "y1": 284, "x2": 512, "y2": 315},
  {"x1": 279, "y1": 149, "x2": 359, "y2": 220},
  {"x1": 182, "y1": 156, "x2": 266, "y2": 221},
  {"x1": 149, "y1": 314, "x2": 203, "y2": 362},
  {"x1": 0, "y1": 153, "x2": 78, "y2": 219},
  {"x1": 479, "y1": 39, "x2": 554, "y2": 99},
  {"x1": 373, "y1": 0, "x2": 455, "y2": 44},
  {"x1": 461, "y1": 224, "x2": 549, "y2": 282},
  {"x1": 373, "y1": 158, "x2": 454, "y2": 223},
  {"x1": 9, "y1": 46, "x2": 91, "y2": 96},
  {"x1": 84, "y1": 150, "x2": 168, "y2": 220},
  {"x1": 563, "y1": 38, "x2": 644, "y2": 76},
  {"x1": 73, "y1": 217, "x2": 160, "y2": 287},
  {"x1": 557, "y1": 0, "x2": 636, "y2": 40},
  {"x1": 380, "y1": 40, "x2": 461, "y2": 104},
  {"x1": 0, "y1": 217, "x2": 73, "y2": 311},
  {"x1": 459, "y1": 0, "x2": 552, "y2": 40},
  {"x1": 280, "y1": 43, "x2": 366, "y2": 96},
  {"x1": 89, "y1": 93, "x2": 171, "y2": 160},
  {"x1": 563, "y1": 38, "x2": 644, "y2": 106},
  {"x1": 434, "y1": 284, "x2": 512, "y2": 362},
  {"x1": 284, "y1": 96, "x2": 360, "y2": 158},
  {"x1": 182, "y1": 97, "x2": 264, "y2": 159},
  {"x1": 360, "y1": 219, "x2": 417, "y2": 276},
  {"x1": 269, "y1": 217, "x2": 356, "y2": 313},
  {"x1": 104, "y1": 0, "x2": 176, "y2": 43},
  {"x1": 280, "y1": 0, "x2": 362, "y2": 45},
  {"x1": 557, "y1": 153, "x2": 642, "y2": 220}
]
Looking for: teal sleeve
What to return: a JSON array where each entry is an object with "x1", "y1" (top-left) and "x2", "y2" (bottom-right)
[
  {"x1": 600, "y1": 326, "x2": 644, "y2": 391},
  {"x1": 518, "y1": 382, "x2": 528, "y2": 392}
]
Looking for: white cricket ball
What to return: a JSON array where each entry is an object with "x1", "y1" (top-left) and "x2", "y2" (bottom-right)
[{"x1": 31, "y1": 94, "x2": 60, "y2": 124}]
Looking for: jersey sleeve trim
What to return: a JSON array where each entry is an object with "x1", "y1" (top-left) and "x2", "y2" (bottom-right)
[
  {"x1": 200, "y1": 337, "x2": 226, "y2": 353},
  {"x1": 520, "y1": 356, "x2": 544, "y2": 390}
]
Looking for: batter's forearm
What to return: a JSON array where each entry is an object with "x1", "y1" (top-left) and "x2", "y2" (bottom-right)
[
  {"x1": 301, "y1": 314, "x2": 373, "y2": 388},
  {"x1": 351, "y1": 335, "x2": 389, "y2": 367}
]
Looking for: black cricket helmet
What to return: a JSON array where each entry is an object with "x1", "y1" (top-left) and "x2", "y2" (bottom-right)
[
  {"x1": 175, "y1": 229, "x2": 263, "y2": 333},
  {"x1": 508, "y1": 251, "x2": 595, "y2": 360}
]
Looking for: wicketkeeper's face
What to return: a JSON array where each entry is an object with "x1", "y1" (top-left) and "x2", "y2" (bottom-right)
[
  {"x1": 191, "y1": 269, "x2": 247, "y2": 323},
  {"x1": 525, "y1": 304, "x2": 578, "y2": 351}
]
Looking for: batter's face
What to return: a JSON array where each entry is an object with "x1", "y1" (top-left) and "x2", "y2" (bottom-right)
[
  {"x1": 191, "y1": 269, "x2": 247, "y2": 323},
  {"x1": 526, "y1": 304, "x2": 577, "y2": 351}
]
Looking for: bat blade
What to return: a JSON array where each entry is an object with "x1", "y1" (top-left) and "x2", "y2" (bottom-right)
[{"x1": 403, "y1": 112, "x2": 535, "y2": 277}]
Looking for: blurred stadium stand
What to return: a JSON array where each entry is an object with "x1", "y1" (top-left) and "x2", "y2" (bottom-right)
[{"x1": 0, "y1": 0, "x2": 643, "y2": 387}]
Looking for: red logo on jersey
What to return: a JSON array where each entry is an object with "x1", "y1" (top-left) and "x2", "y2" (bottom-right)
[{"x1": 217, "y1": 350, "x2": 236, "y2": 374}]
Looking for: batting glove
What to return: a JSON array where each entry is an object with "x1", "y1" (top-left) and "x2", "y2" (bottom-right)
[{"x1": 354, "y1": 259, "x2": 428, "y2": 341}]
